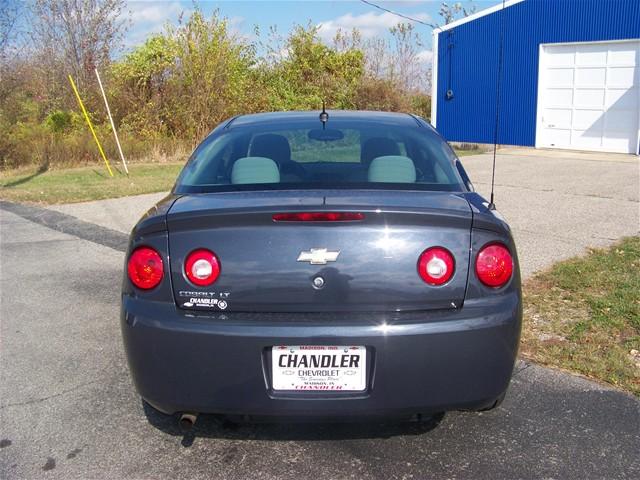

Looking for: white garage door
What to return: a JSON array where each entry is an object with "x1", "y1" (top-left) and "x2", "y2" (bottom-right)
[{"x1": 536, "y1": 40, "x2": 639, "y2": 154}]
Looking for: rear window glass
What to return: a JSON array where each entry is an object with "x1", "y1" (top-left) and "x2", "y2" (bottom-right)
[{"x1": 175, "y1": 118, "x2": 465, "y2": 193}]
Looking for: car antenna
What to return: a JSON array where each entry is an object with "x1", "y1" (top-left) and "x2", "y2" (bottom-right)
[
  {"x1": 488, "y1": 0, "x2": 506, "y2": 211},
  {"x1": 319, "y1": 100, "x2": 329, "y2": 130}
]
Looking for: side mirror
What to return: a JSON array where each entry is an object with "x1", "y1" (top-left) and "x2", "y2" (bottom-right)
[{"x1": 455, "y1": 161, "x2": 474, "y2": 192}]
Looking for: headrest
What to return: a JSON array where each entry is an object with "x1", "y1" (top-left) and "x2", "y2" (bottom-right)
[
  {"x1": 361, "y1": 137, "x2": 401, "y2": 166},
  {"x1": 368, "y1": 155, "x2": 416, "y2": 183},
  {"x1": 231, "y1": 157, "x2": 280, "y2": 184},
  {"x1": 249, "y1": 134, "x2": 291, "y2": 165}
]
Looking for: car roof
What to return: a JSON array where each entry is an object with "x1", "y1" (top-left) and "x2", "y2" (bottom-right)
[{"x1": 228, "y1": 110, "x2": 421, "y2": 128}]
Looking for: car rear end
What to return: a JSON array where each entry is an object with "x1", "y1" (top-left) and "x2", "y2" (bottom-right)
[{"x1": 121, "y1": 111, "x2": 521, "y2": 418}]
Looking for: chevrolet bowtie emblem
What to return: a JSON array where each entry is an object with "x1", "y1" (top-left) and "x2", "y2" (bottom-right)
[{"x1": 297, "y1": 248, "x2": 340, "y2": 265}]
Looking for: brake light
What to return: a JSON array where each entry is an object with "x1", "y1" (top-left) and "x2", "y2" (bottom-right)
[
  {"x1": 418, "y1": 247, "x2": 455, "y2": 286},
  {"x1": 272, "y1": 212, "x2": 364, "y2": 222},
  {"x1": 475, "y1": 243, "x2": 513, "y2": 288},
  {"x1": 127, "y1": 247, "x2": 163, "y2": 290},
  {"x1": 185, "y1": 249, "x2": 220, "y2": 286}
]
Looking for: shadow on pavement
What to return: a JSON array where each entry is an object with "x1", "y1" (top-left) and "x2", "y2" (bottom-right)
[{"x1": 143, "y1": 400, "x2": 445, "y2": 447}]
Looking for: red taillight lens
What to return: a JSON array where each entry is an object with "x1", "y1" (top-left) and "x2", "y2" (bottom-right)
[
  {"x1": 185, "y1": 249, "x2": 220, "y2": 286},
  {"x1": 127, "y1": 247, "x2": 163, "y2": 290},
  {"x1": 418, "y1": 247, "x2": 455, "y2": 285},
  {"x1": 272, "y1": 212, "x2": 364, "y2": 222},
  {"x1": 475, "y1": 243, "x2": 513, "y2": 288}
]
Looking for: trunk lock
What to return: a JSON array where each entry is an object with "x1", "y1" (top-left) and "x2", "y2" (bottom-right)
[{"x1": 312, "y1": 276, "x2": 325, "y2": 289}]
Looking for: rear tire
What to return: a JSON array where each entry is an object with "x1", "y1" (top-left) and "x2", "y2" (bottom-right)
[
  {"x1": 412, "y1": 411, "x2": 445, "y2": 429},
  {"x1": 141, "y1": 398, "x2": 173, "y2": 415},
  {"x1": 478, "y1": 391, "x2": 507, "y2": 412},
  {"x1": 141, "y1": 398, "x2": 177, "y2": 429}
]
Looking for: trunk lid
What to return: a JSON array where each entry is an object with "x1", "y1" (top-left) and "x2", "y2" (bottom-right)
[{"x1": 167, "y1": 190, "x2": 471, "y2": 312}]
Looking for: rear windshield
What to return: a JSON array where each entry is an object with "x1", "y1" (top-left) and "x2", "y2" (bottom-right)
[{"x1": 174, "y1": 118, "x2": 466, "y2": 193}]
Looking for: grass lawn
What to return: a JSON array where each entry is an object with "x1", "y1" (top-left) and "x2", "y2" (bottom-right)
[
  {"x1": 521, "y1": 236, "x2": 640, "y2": 395},
  {"x1": 0, "y1": 163, "x2": 183, "y2": 204}
]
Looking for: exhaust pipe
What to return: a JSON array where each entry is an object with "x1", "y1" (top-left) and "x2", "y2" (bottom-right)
[{"x1": 179, "y1": 412, "x2": 198, "y2": 431}]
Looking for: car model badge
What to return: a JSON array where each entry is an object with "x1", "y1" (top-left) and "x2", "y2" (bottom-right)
[{"x1": 297, "y1": 248, "x2": 340, "y2": 265}]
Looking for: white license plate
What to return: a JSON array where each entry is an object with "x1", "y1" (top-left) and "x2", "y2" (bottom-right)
[{"x1": 271, "y1": 345, "x2": 367, "y2": 391}]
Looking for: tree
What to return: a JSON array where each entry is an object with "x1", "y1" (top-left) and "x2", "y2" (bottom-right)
[
  {"x1": 332, "y1": 27, "x2": 388, "y2": 80},
  {"x1": 263, "y1": 24, "x2": 364, "y2": 111},
  {"x1": 0, "y1": 0, "x2": 24, "y2": 63},
  {"x1": 439, "y1": 2, "x2": 477, "y2": 25},
  {"x1": 113, "y1": 9, "x2": 257, "y2": 139},
  {"x1": 30, "y1": 0, "x2": 128, "y2": 107},
  {"x1": 166, "y1": 9, "x2": 257, "y2": 137},
  {"x1": 0, "y1": 0, "x2": 26, "y2": 103},
  {"x1": 110, "y1": 34, "x2": 177, "y2": 136},
  {"x1": 331, "y1": 22, "x2": 426, "y2": 93},
  {"x1": 388, "y1": 23, "x2": 424, "y2": 92}
]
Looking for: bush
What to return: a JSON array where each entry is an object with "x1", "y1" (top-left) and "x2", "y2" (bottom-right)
[
  {"x1": 354, "y1": 77, "x2": 410, "y2": 112},
  {"x1": 44, "y1": 110, "x2": 74, "y2": 133},
  {"x1": 0, "y1": 121, "x2": 191, "y2": 170},
  {"x1": 409, "y1": 93, "x2": 431, "y2": 120}
]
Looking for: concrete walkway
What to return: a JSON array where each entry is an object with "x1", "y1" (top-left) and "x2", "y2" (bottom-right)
[
  {"x1": 463, "y1": 148, "x2": 639, "y2": 276},
  {"x1": 48, "y1": 191, "x2": 167, "y2": 235},
  {"x1": 49, "y1": 148, "x2": 639, "y2": 278}
]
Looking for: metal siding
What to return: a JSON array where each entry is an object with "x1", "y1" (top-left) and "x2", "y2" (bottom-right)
[{"x1": 436, "y1": 0, "x2": 640, "y2": 146}]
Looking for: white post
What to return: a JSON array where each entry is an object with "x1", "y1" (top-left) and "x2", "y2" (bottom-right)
[{"x1": 95, "y1": 68, "x2": 128, "y2": 174}]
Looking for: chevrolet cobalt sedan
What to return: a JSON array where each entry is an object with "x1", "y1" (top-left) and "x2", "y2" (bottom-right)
[{"x1": 122, "y1": 111, "x2": 521, "y2": 425}]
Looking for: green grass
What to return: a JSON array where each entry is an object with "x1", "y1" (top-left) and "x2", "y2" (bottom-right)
[
  {"x1": 522, "y1": 237, "x2": 640, "y2": 395},
  {"x1": 0, "y1": 163, "x2": 184, "y2": 204},
  {"x1": 293, "y1": 145, "x2": 360, "y2": 163}
]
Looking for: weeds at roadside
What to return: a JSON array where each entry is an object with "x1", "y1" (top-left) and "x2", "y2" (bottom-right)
[{"x1": 521, "y1": 237, "x2": 640, "y2": 396}]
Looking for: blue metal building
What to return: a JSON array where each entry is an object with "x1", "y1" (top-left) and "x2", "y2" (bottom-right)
[{"x1": 431, "y1": 0, "x2": 640, "y2": 154}]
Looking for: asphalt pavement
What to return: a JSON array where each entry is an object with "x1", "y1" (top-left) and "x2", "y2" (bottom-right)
[{"x1": 1, "y1": 148, "x2": 639, "y2": 479}]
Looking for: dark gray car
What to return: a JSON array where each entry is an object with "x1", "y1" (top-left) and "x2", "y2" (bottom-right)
[{"x1": 121, "y1": 111, "x2": 521, "y2": 423}]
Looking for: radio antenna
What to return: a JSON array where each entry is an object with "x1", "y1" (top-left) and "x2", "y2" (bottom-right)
[
  {"x1": 319, "y1": 100, "x2": 329, "y2": 129},
  {"x1": 488, "y1": 0, "x2": 506, "y2": 211}
]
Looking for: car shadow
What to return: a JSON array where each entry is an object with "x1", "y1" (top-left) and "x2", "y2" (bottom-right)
[{"x1": 142, "y1": 401, "x2": 445, "y2": 447}]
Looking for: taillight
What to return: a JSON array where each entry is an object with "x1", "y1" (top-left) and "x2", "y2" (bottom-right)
[
  {"x1": 127, "y1": 246, "x2": 163, "y2": 290},
  {"x1": 272, "y1": 212, "x2": 364, "y2": 222},
  {"x1": 185, "y1": 249, "x2": 220, "y2": 286},
  {"x1": 418, "y1": 247, "x2": 455, "y2": 286},
  {"x1": 475, "y1": 243, "x2": 513, "y2": 288}
]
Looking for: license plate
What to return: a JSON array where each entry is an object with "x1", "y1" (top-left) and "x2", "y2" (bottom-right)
[{"x1": 271, "y1": 345, "x2": 367, "y2": 391}]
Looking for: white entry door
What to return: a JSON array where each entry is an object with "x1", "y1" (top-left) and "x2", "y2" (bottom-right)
[{"x1": 536, "y1": 40, "x2": 639, "y2": 154}]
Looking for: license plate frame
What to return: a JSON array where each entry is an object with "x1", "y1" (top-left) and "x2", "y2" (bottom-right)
[{"x1": 271, "y1": 345, "x2": 367, "y2": 392}]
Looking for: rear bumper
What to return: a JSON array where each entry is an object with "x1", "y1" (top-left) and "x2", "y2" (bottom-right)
[{"x1": 121, "y1": 294, "x2": 522, "y2": 416}]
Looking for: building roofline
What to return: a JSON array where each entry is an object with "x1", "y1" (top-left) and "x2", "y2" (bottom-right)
[{"x1": 433, "y1": 0, "x2": 525, "y2": 33}]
